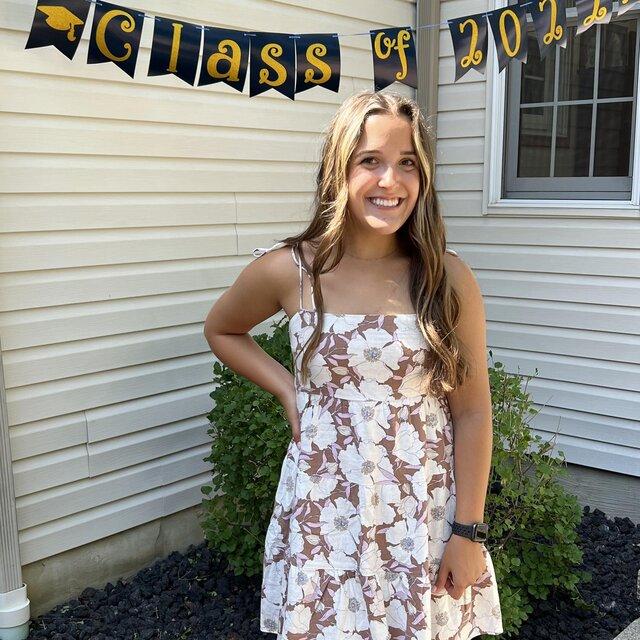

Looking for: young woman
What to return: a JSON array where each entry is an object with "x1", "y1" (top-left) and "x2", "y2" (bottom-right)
[{"x1": 203, "y1": 90, "x2": 503, "y2": 639}]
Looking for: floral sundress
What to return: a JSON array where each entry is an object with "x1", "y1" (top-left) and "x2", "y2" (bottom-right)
[{"x1": 251, "y1": 242, "x2": 503, "y2": 640}]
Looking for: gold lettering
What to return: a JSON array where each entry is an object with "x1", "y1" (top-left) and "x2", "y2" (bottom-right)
[
  {"x1": 583, "y1": 0, "x2": 608, "y2": 28},
  {"x1": 304, "y1": 43, "x2": 332, "y2": 85},
  {"x1": 167, "y1": 22, "x2": 182, "y2": 73},
  {"x1": 259, "y1": 43, "x2": 286, "y2": 87},
  {"x1": 206, "y1": 39, "x2": 241, "y2": 81},
  {"x1": 96, "y1": 9, "x2": 135, "y2": 62},
  {"x1": 374, "y1": 30, "x2": 411, "y2": 81},
  {"x1": 459, "y1": 18, "x2": 483, "y2": 68},
  {"x1": 499, "y1": 9, "x2": 521, "y2": 58},
  {"x1": 539, "y1": 0, "x2": 564, "y2": 45}
]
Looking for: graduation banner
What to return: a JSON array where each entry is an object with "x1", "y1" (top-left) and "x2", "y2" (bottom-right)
[
  {"x1": 294, "y1": 33, "x2": 341, "y2": 95},
  {"x1": 25, "y1": 0, "x2": 90, "y2": 59},
  {"x1": 197, "y1": 27, "x2": 250, "y2": 93},
  {"x1": 86, "y1": 0, "x2": 144, "y2": 78},
  {"x1": 575, "y1": 0, "x2": 613, "y2": 35},
  {"x1": 448, "y1": 13, "x2": 489, "y2": 82},
  {"x1": 249, "y1": 31, "x2": 296, "y2": 100},
  {"x1": 24, "y1": 0, "x2": 640, "y2": 92},
  {"x1": 148, "y1": 16, "x2": 202, "y2": 86},
  {"x1": 527, "y1": 0, "x2": 568, "y2": 60},
  {"x1": 369, "y1": 27, "x2": 418, "y2": 92},
  {"x1": 488, "y1": 4, "x2": 528, "y2": 72}
]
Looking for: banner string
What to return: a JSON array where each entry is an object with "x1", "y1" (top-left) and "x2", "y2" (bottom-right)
[{"x1": 83, "y1": 0, "x2": 540, "y2": 37}]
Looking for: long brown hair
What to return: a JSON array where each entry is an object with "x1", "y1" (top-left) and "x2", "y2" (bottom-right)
[{"x1": 276, "y1": 90, "x2": 470, "y2": 397}]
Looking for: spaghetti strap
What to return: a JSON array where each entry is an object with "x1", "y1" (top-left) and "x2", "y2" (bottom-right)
[
  {"x1": 252, "y1": 240, "x2": 286, "y2": 257},
  {"x1": 291, "y1": 245, "x2": 315, "y2": 312},
  {"x1": 445, "y1": 247, "x2": 458, "y2": 256}
]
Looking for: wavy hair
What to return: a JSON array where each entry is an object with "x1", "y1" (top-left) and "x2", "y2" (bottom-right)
[{"x1": 277, "y1": 90, "x2": 470, "y2": 397}]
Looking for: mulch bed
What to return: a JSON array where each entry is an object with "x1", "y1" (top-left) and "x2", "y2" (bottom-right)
[{"x1": 25, "y1": 506, "x2": 639, "y2": 640}]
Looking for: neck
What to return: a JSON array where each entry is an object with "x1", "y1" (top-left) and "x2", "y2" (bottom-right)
[{"x1": 343, "y1": 236, "x2": 401, "y2": 261}]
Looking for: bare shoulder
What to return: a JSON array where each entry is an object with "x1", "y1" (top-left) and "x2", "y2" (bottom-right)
[{"x1": 443, "y1": 250, "x2": 482, "y2": 300}]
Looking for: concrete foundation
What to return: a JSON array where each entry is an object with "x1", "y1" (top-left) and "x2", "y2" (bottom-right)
[{"x1": 22, "y1": 505, "x2": 205, "y2": 619}]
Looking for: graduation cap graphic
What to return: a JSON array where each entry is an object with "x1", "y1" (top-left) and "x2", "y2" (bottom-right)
[
  {"x1": 37, "y1": 5, "x2": 84, "y2": 41},
  {"x1": 25, "y1": 0, "x2": 90, "y2": 59}
]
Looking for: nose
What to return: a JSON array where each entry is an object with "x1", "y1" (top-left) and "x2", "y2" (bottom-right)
[{"x1": 378, "y1": 164, "x2": 399, "y2": 188}]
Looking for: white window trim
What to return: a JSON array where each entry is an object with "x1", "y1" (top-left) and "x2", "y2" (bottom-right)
[{"x1": 482, "y1": 0, "x2": 640, "y2": 218}]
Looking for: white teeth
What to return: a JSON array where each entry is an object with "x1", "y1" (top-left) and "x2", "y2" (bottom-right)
[{"x1": 369, "y1": 197, "x2": 401, "y2": 207}]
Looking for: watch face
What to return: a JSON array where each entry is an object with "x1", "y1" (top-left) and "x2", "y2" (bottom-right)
[{"x1": 474, "y1": 524, "x2": 488, "y2": 541}]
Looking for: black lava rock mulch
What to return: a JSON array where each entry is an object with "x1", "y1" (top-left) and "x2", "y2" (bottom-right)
[{"x1": 26, "y1": 506, "x2": 639, "y2": 640}]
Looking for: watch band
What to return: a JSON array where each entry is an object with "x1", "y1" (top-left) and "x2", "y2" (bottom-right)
[{"x1": 451, "y1": 521, "x2": 489, "y2": 542}]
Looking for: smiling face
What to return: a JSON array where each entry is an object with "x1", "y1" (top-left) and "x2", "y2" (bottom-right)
[{"x1": 346, "y1": 112, "x2": 421, "y2": 239}]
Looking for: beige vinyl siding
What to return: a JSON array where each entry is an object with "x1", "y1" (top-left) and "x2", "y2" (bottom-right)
[
  {"x1": 0, "y1": 0, "x2": 417, "y2": 564},
  {"x1": 437, "y1": 1, "x2": 639, "y2": 476}
]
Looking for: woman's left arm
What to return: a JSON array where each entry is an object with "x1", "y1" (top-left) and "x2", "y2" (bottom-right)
[
  {"x1": 445, "y1": 253, "x2": 493, "y2": 526},
  {"x1": 433, "y1": 254, "x2": 493, "y2": 599}
]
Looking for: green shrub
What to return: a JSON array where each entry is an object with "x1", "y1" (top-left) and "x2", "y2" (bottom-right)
[
  {"x1": 199, "y1": 320, "x2": 592, "y2": 636},
  {"x1": 480, "y1": 351, "x2": 593, "y2": 638}
]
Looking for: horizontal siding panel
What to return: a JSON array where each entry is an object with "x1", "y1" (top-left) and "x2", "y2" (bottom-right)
[
  {"x1": 477, "y1": 271, "x2": 638, "y2": 307},
  {"x1": 17, "y1": 474, "x2": 210, "y2": 565},
  {"x1": 485, "y1": 298, "x2": 638, "y2": 335},
  {"x1": 529, "y1": 430, "x2": 639, "y2": 476},
  {"x1": 5, "y1": 354, "x2": 213, "y2": 426},
  {"x1": 87, "y1": 384, "x2": 212, "y2": 442},
  {"x1": 0, "y1": 194, "x2": 237, "y2": 232},
  {"x1": 438, "y1": 56, "x2": 485, "y2": 87},
  {"x1": 13, "y1": 445, "x2": 88, "y2": 497},
  {"x1": 0, "y1": 227, "x2": 237, "y2": 272},
  {"x1": 489, "y1": 347, "x2": 640, "y2": 392},
  {"x1": 0, "y1": 70, "x2": 344, "y2": 131},
  {"x1": 88, "y1": 417, "x2": 209, "y2": 476},
  {"x1": 0, "y1": 154, "x2": 317, "y2": 194},
  {"x1": 438, "y1": 83, "x2": 486, "y2": 112},
  {"x1": 435, "y1": 164, "x2": 484, "y2": 190},
  {"x1": 256, "y1": 0, "x2": 415, "y2": 23},
  {"x1": 458, "y1": 246, "x2": 640, "y2": 278},
  {"x1": 436, "y1": 138, "x2": 484, "y2": 165},
  {"x1": 16, "y1": 445, "x2": 211, "y2": 530},
  {"x1": 0, "y1": 291, "x2": 220, "y2": 350},
  {"x1": 528, "y1": 378, "x2": 638, "y2": 422},
  {"x1": 0, "y1": 113, "x2": 318, "y2": 161},
  {"x1": 3, "y1": 326, "x2": 209, "y2": 387},
  {"x1": 0, "y1": 258, "x2": 241, "y2": 312},
  {"x1": 440, "y1": 0, "x2": 483, "y2": 22},
  {"x1": 446, "y1": 219, "x2": 640, "y2": 248},
  {"x1": 436, "y1": 110, "x2": 485, "y2": 139},
  {"x1": 439, "y1": 191, "x2": 484, "y2": 217},
  {"x1": 532, "y1": 408, "x2": 639, "y2": 450},
  {"x1": 9, "y1": 413, "x2": 86, "y2": 461}
]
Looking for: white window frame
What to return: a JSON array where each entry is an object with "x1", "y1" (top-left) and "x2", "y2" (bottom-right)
[{"x1": 482, "y1": 0, "x2": 640, "y2": 218}]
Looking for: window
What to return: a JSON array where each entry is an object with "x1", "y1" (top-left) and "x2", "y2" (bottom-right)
[{"x1": 503, "y1": 2, "x2": 639, "y2": 200}]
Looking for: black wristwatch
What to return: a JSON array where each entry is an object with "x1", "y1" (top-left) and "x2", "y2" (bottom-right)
[{"x1": 451, "y1": 520, "x2": 489, "y2": 542}]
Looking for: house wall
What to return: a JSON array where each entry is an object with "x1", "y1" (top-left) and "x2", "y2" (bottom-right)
[
  {"x1": 0, "y1": 0, "x2": 417, "y2": 569},
  {"x1": 436, "y1": 0, "x2": 639, "y2": 489}
]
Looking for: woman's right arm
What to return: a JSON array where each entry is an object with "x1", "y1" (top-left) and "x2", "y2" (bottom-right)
[{"x1": 203, "y1": 249, "x2": 300, "y2": 439}]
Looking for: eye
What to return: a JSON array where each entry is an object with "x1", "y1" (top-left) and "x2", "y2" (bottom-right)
[
  {"x1": 361, "y1": 157, "x2": 377, "y2": 165},
  {"x1": 402, "y1": 159, "x2": 416, "y2": 167}
]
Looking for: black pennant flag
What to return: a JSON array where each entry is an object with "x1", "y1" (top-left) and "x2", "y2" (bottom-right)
[
  {"x1": 148, "y1": 17, "x2": 202, "y2": 86},
  {"x1": 25, "y1": 0, "x2": 90, "y2": 60},
  {"x1": 617, "y1": 0, "x2": 640, "y2": 15},
  {"x1": 527, "y1": 0, "x2": 568, "y2": 59},
  {"x1": 369, "y1": 27, "x2": 417, "y2": 91},
  {"x1": 249, "y1": 32, "x2": 296, "y2": 100},
  {"x1": 576, "y1": 0, "x2": 613, "y2": 35},
  {"x1": 87, "y1": 1, "x2": 144, "y2": 78},
  {"x1": 488, "y1": 4, "x2": 528, "y2": 72},
  {"x1": 294, "y1": 33, "x2": 341, "y2": 95},
  {"x1": 198, "y1": 27, "x2": 249, "y2": 93},
  {"x1": 448, "y1": 13, "x2": 489, "y2": 82}
]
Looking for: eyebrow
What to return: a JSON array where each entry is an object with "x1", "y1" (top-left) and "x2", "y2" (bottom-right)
[{"x1": 355, "y1": 150, "x2": 417, "y2": 157}]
